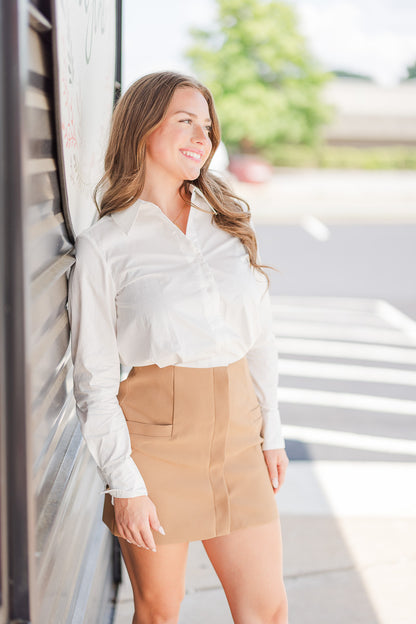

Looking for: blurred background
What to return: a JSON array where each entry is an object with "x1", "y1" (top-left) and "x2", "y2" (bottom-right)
[{"x1": 114, "y1": 2, "x2": 416, "y2": 623}]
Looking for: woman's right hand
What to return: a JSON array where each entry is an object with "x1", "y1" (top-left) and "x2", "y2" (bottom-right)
[{"x1": 113, "y1": 495, "x2": 165, "y2": 551}]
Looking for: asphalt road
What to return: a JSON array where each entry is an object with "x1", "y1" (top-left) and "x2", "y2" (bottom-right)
[
  {"x1": 254, "y1": 223, "x2": 416, "y2": 464},
  {"x1": 256, "y1": 223, "x2": 416, "y2": 320}
]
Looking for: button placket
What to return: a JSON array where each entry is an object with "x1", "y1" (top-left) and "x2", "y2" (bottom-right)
[{"x1": 175, "y1": 226, "x2": 225, "y2": 346}]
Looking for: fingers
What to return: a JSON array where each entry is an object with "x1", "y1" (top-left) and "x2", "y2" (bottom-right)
[
  {"x1": 114, "y1": 496, "x2": 166, "y2": 552},
  {"x1": 149, "y1": 506, "x2": 166, "y2": 536},
  {"x1": 277, "y1": 458, "x2": 288, "y2": 489},
  {"x1": 121, "y1": 519, "x2": 157, "y2": 551},
  {"x1": 263, "y1": 449, "x2": 289, "y2": 493},
  {"x1": 275, "y1": 451, "x2": 289, "y2": 492},
  {"x1": 125, "y1": 526, "x2": 154, "y2": 550}
]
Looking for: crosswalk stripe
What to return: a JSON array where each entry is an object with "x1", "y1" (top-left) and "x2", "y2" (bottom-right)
[
  {"x1": 275, "y1": 337, "x2": 416, "y2": 364},
  {"x1": 279, "y1": 359, "x2": 416, "y2": 386},
  {"x1": 273, "y1": 321, "x2": 414, "y2": 346},
  {"x1": 377, "y1": 299, "x2": 416, "y2": 340},
  {"x1": 283, "y1": 424, "x2": 416, "y2": 455},
  {"x1": 279, "y1": 387, "x2": 416, "y2": 415}
]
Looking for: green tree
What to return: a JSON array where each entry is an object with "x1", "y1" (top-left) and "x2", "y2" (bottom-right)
[
  {"x1": 403, "y1": 60, "x2": 416, "y2": 81},
  {"x1": 186, "y1": 0, "x2": 334, "y2": 154},
  {"x1": 332, "y1": 69, "x2": 373, "y2": 81}
]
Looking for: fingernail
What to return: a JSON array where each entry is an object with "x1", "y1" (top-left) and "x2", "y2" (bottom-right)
[
  {"x1": 152, "y1": 548, "x2": 157, "y2": 552},
  {"x1": 158, "y1": 526, "x2": 166, "y2": 535},
  {"x1": 272, "y1": 478, "x2": 279, "y2": 488}
]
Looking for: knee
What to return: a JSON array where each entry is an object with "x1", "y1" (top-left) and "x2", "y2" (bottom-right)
[
  {"x1": 269, "y1": 588, "x2": 288, "y2": 624},
  {"x1": 243, "y1": 587, "x2": 288, "y2": 624},
  {"x1": 134, "y1": 586, "x2": 185, "y2": 624}
]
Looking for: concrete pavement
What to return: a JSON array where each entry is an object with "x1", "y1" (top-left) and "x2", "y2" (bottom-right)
[
  {"x1": 113, "y1": 464, "x2": 416, "y2": 624},
  {"x1": 231, "y1": 168, "x2": 416, "y2": 224}
]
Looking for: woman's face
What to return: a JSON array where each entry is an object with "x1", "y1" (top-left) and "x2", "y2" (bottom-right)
[{"x1": 145, "y1": 86, "x2": 213, "y2": 185}]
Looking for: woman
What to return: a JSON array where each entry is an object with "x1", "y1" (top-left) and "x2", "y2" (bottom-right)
[{"x1": 68, "y1": 71, "x2": 289, "y2": 624}]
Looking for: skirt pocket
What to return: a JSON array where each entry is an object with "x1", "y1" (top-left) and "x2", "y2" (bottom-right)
[
  {"x1": 126, "y1": 420, "x2": 173, "y2": 438},
  {"x1": 118, "y1": 364, "x2": 175, "y2": 442}
]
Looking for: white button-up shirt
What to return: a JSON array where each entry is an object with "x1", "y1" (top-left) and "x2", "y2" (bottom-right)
[{"x1": 67, "y1": 183, "x2": 285, "y2": 499}]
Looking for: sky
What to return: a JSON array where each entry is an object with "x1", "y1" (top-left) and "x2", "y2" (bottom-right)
[{"x1": 123, "y1": 0, "x2": 416, "y2": 89}]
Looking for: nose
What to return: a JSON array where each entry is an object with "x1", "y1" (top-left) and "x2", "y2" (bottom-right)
[{"x1": 192, "y1": 123, "x2": 211, "y2": 145}]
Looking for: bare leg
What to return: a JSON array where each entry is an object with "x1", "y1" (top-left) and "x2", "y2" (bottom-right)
[
  {"x1": 118, "y1": 537, "x2": 189, "y2": 624},
  {"x1": 202, "y1": 517, "x2": 288, "y2": 624}
]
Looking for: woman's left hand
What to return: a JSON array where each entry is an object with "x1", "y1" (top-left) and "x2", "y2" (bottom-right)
[{"x1": 263, "y1": 448, "x2": 289, "y2": 493}]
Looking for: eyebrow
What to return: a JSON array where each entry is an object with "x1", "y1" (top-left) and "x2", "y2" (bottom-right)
[{"x1": 173, "y1": 110, "x2": 212, "y2": 123}]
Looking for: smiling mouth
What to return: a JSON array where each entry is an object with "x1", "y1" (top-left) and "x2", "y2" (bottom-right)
[{"x1": 180, "y1": 150, "x2": 203, "y2": 162}]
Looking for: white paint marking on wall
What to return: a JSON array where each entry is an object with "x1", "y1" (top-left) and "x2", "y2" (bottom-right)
[
  {"x1": 300, "y1": 215, "x2": 331, "y2": 241},
  {"x1": 283, "y1": 424, "x2": 416, "y2": 455}
]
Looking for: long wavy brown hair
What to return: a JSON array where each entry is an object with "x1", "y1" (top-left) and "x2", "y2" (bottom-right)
[{"x1": 94, "y1": 70, "x2": 277, "y2": 288}]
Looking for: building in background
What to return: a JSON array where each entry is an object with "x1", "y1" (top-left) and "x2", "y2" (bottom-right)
[{"x1": 323, "y1": 77, "x2": 416, "y2": 147}]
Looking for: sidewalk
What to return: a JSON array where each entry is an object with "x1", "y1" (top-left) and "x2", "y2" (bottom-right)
[{"x1": 113, "y1": 463, "x2": 416, "y2": 624}]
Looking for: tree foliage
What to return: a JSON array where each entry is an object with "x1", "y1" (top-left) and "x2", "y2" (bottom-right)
[
  {"x1": 332, "y1": 69, "x2": 373, "y2": 82},
  {"x1": 404, "y1": 60, "x2": 416, "y2": 81},
  {"x1": 186, "y1": 0, "x2": 334, "y2": 153}
]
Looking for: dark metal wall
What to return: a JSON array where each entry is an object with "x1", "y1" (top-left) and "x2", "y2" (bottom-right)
[{"x1": 1, "y1": 1, "x2": 122, "y2": 622}]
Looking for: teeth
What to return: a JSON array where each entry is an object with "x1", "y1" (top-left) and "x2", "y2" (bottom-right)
[{"x1": 182, "y1": 150, "x2": 201, "y2": 160}]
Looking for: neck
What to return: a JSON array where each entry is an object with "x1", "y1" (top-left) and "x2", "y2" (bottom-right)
[{"x1": 139, "y1": 169, "x2": 191, "y2": 214}]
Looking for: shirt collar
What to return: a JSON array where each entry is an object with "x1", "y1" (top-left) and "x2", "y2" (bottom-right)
[{"x1": 110, "y1": 183, "x2": 217, "y2": 235}]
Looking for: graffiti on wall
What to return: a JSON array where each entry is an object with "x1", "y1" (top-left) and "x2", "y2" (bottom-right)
[{"x1": 54, "y1": 0, "x2": 116, "y2": 236}]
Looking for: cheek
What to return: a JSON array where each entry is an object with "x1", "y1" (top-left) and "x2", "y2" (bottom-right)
[{"x1": 147, "y1": 127, "x2": 179, "y2": 159}]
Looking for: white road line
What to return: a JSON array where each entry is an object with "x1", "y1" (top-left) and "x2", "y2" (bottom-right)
[
  {"x1": 279, "y1": 387, "x2": 416, "y2": 415},
  {"x1": 377, "y1": 299, "x2": 416, "y2": 340},
  {"x1": 279, "y1": 359, "x2": 416, "y2": 386},
  {"x1": 271, "y1": 305, "x2": 387, "y2": 326},
  {"x1": 274, "y1": 321, "x2": 413, "y2": 346},
  {"x1": 270, "y1": 295, "x2": 383, "y2": 310},
  {"x1": 283, "y1": 424, "x2": 416, "y2": 455},
  {"x1": 275, "y1": 337, "x2": 416, "y2": 364},
  {"x1": 300, "y1": 215, "x2": 331, "y2": 241}
]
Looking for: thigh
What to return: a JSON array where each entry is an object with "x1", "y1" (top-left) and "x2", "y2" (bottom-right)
[
  {"x1": 202, "y1": 518, "x2": 287, "y2": 623},
  {"x1": 119, "y1": 537, "x2": 189, "y2": 612}
]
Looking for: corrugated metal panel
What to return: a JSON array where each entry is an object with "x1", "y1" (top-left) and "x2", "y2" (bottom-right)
[
  {"x1": 1, "y1": 0, "x2": 35, "y2": 621},
  {"x1": 0, "y1": 2, "x2": 8, "y2": 618},
  {"x1": 27, "y1": 4, "x2": 116, "y2": 623}
]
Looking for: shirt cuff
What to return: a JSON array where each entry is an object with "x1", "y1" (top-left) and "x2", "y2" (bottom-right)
[
  {"x1": 100, "y1": 484, "x2": 149, "y2": 506},
  {"x1": 96, "y1": 456, "x2": 148, "y2": 499},
  {"x1": 260, "y1": 409, "x2": 286, "y2": 450}
]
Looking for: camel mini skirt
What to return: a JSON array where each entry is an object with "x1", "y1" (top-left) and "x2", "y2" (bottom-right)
[{"x1": 102, "y1": 355, "x2": 278, "y2": 545}]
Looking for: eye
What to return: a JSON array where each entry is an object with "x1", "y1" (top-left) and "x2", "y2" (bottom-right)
[{"x1": 179, "y1": 119, "x2": 212, "y2": 132}]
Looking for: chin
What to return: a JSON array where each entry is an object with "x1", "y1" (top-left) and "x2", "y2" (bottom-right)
[{"x1": 181, "y1": 166, "x2": 202, "y2": 181}]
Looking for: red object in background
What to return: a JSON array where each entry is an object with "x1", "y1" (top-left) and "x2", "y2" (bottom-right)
[{"x1": 228, "y1": 154, "x2": 273, "y2": 183}]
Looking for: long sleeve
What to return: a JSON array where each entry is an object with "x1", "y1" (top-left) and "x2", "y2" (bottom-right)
[
  {"x1": 67, "y1": 231, "x2": 148, "y2": 498},
  {"x1": 244, "y1": 210, "x2": 285, "y2": 450},
  {"x1": 246, "y1": 283, "x2": 285, "y2": 449}
]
